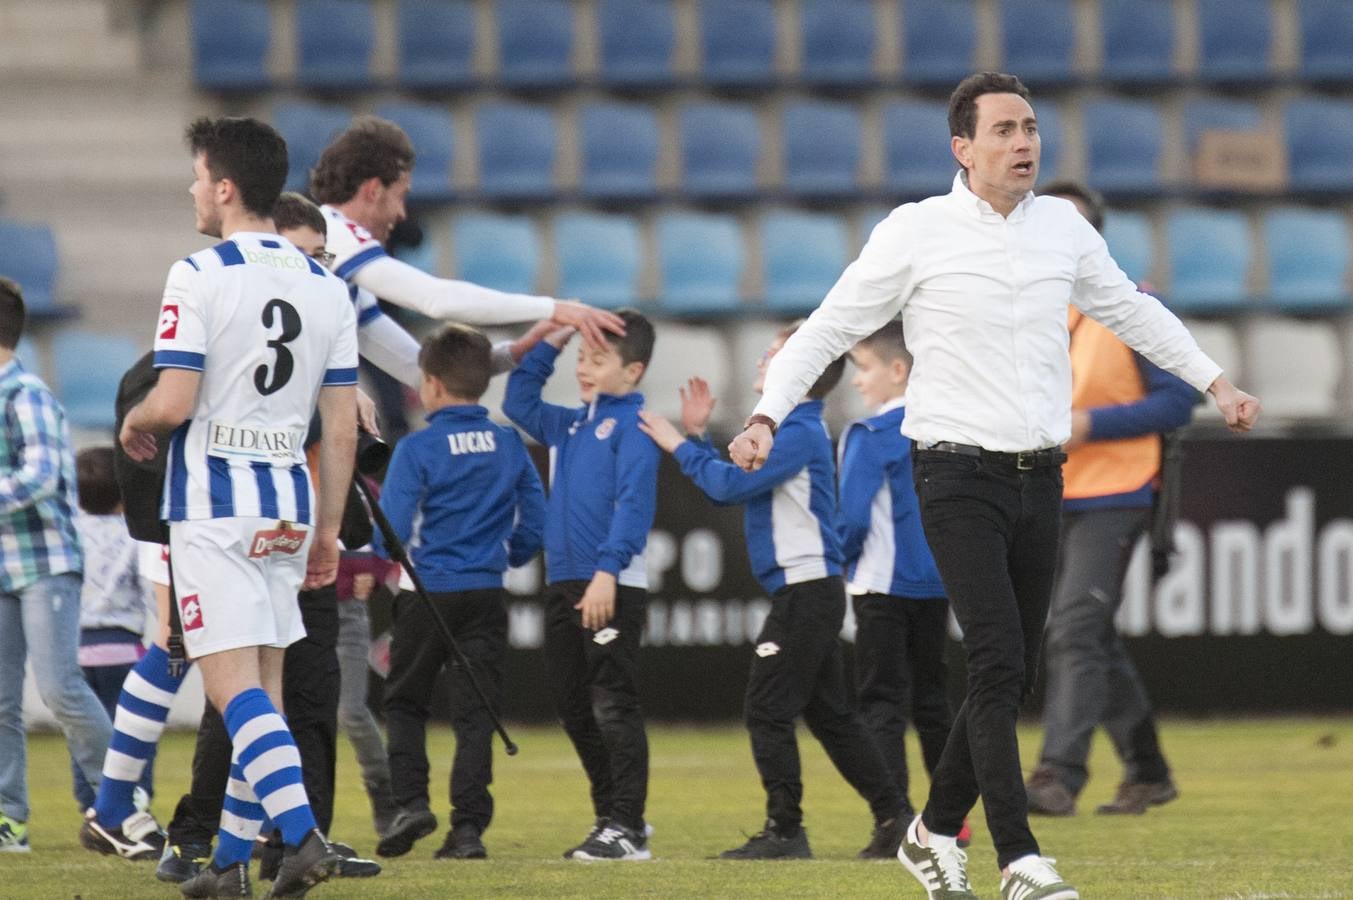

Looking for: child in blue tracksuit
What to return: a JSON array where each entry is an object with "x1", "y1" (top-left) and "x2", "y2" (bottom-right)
[
  {"x1": 375, "y1": 324, "x2": 545, "y2": 862},
  {"x1": 839, "y1": 321, "x2": 957, "y2": 842},
  {"x1": 639, "y1": 321, "x2": 906, "y2": 861},
  {"x1": 504, "y1": 309, "x2": 659, "y2": 862}
]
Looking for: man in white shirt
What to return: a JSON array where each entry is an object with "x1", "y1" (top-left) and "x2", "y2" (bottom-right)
[
  {"x1": 307, "y1": 116, "x2": 621, "y2": 390},
  {"x1": 729, "y1": 73, "x2": 1260, "y2": 900}
]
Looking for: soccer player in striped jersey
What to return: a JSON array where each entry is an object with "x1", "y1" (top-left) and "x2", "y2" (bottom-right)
[{"x1": 111, "y1": 116, "x2": 356, "y2": 898}]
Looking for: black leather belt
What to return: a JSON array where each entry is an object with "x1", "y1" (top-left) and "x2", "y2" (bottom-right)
[{"x1": 920, "y1": 441, "x2": 1066, "y2": 471}]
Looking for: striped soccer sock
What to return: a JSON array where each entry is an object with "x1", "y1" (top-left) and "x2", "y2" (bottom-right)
[
  {"x1": 213, "y1": 761, "x2": 265, "y2": 868},
  {"x1": 93, "y1": 644, "x2": 186, "y2": 827},
  {"x1": 223, "y1": 688, "x2": 317, "y2": 847}
]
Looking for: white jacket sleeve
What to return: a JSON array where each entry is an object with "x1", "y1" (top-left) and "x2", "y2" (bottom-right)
[
  {"x1": 353, "y1": 255, "x2": 556, "y2": 325},
  {"x1": 356, "y1": 314, "x2": 422, "y2": 389}
]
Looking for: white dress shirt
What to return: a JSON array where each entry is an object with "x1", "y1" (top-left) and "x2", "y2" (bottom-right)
[{"x1": 754, "y1": 174, "x2": 1222, "y2": 452}]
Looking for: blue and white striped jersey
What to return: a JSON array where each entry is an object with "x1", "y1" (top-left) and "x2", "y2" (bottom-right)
[
  {"x1": 153, "y1": 232, "x2": 358, "y2": 523},
  {"x1": 321, "y1": 204, "x2": 387, "y2": 329}
]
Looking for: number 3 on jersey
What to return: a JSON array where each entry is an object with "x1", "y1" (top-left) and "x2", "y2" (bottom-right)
[{"x1": 255, "y1": 298, "x2": 302, "y2": 396}]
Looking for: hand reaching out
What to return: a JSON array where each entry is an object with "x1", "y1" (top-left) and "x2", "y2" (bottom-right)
[
  {"x1": 679, "y1": 377, "x2": 716, "y2": 437},
  {"x1": 551, "y1": 300, "x2": 625, "y2": 350}
]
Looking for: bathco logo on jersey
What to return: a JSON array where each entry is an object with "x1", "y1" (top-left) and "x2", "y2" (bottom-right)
[{"x1": 249, "y1": 525, "x2": 308, "y2": 558}]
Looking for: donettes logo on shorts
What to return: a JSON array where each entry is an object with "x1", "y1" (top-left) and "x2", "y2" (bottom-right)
[
  {"x1": 158, "y1": 304, "x2": 179, "y2": 340},
  {"x1": 249, "y1": 526, "x2": 308, "y2": 558},
  {"x1": 179, "y1": 593, "x2": 204, "y2": 631}
]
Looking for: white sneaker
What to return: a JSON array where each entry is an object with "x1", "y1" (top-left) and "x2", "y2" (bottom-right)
[
  {"x1": 896, "y1": 815, "x2": 977, "y2": 899},
  {"x1": 78, "y1": 807, "x2": 166, "y2": 860},
  {"x1": 1001, "y1": 854, "x2": 1079, "y2": 900}
]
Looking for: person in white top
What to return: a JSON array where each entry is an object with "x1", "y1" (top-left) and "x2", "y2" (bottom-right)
[
  {"x1": 307, "y1": 116, "x2": 623, "y2": 390},
  {"x1": 115, "y1": 116, "x2": 355, "y2": 897},
  {"x1": 729, "y1": 73, "x2": 1261, "y2": 900}
]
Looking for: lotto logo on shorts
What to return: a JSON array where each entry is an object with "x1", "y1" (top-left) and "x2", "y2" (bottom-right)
[
  {"x1": 593, "y1": 627, "x2": 620, "y2": 645},
  {"x1": 249, "y1": 527, "x2": 307, "y2": 558},
  {"x1": 158, "y1": 304, "x2": 179, "y2": 339},
  {"x1": 755, "y1": 641, "x2": 780, "y2": 658},
  {"x1": 179, "y1": 594, "x2": 204, "y2": 631}
]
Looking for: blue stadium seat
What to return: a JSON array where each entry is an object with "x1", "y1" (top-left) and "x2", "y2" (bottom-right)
[
  {"x1": 901, "y1": 0, "x2": 976, "y2": 89},
  {"x1": 1100, "y1": 0, "x2": 1175, "y2": 86},
  {"x1": 191, "y1": 0, "x2": 271, "y2": 90},
  {"x1": 578, "y1": 101, "x2": 660, "y2": 201},
  {"x1": 476, "y1": 101, "x2": 557, "y2": 200},
  {"x1": 699, "y1": 0, "x2": 777, "y2": 88},
  {"x1": 453, "y1": 213, "x2": 539, "y2": 295},
  {"x1": 1300, "y1": 0, "x2": 1353, "y2": 84},
  {"x1": 1083, "y1": 98, "x2": 1165, "y2": 197},
  {"x1": 761, "y1": 210, "x2": 848, "y2": 315},
  {"x1": 273, "y1": 102, "x2": 351, "y2": 193},
  {"x1": 799, "y1": 0, "x2": 876, "y2": 88},
  {"x1": 781, "y1": 100, "x2": 861, "y2": 198},
  {"x1": 597, "y1": 0, "x2": 676, "y2": 88},
  {"x1": 1197, "y1": 0, "x2": 1272, "y2": 86},
  {"x1": 0, "y1": 220, "x2": 69, "y2": 320},
  {"x1": 1102, "y1": 210, "x2": 1154, "y2": 286},
  {"x1": 657, "y1": 211, "x2": 744, "y2": 316},
  {"x1": 1263, "y1": 207, "x2": 1350, "y2": 312},
  {"x1": 882, "y1": 99, "x2": 956, "y2": 197},
  {"x1": 1035, "y1": 102, "x2": 1064, "y2": 184},
  {"x1": 497, "y1": 0, "x2": 574, "y2": 88},
  {"x1": 374, "y1": 102, "x2": 455, "y2": 203},
  {"x1": 679, "y1": 102, "x2": 761, "y2": 200},
  {"x1": 294, "y1": 0, "x2": 375, "y2": 90},
  {"x1": 1285, "y1": 96, "x2": 1353, "y2": 193},
  {"x1": 999, "y1": 0, "x2": 1076, "y2": 88},
  {"x1": 1165, "y1": 208, "x2": 1252, "y2": 314},
  {"x1": 397, "y1": 0, "x2": 476, "y2": 89},
  {"x1": 1181, "y1": 96, "x2": 1263, "y2": 154},
  {"x1": 554, "y1": 212, "x2": 641, "y2": 309},
  {"x1": 52, "y1": 330, "x2": 142, "y2": 431}
]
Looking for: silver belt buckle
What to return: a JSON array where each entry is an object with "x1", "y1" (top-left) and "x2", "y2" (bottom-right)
[{"x1": 1016, "y1": 451, "x2": 1035, "y2": 471}]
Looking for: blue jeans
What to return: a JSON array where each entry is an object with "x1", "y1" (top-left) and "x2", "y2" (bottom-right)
[{"x1": 0, "y1": 572, "x2": 114, "y2": 821}]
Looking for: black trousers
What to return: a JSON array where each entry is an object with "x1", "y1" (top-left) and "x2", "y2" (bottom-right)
[
  {"x1": 746, "y1": 576, "x2": 903, "y2": 834},
  {"x1": 543, "y1": 580, "x2": 649, "y2": 832},
  {"x1": 912, "y1": 449, "x2": 1063, "y2": 870},
  {"x1": 851, "y1": 593, "x2": 952, "y2": 810},
  {"x1": 384, "y1": 588, "x2": 506, "y2": 834},
  {"x1": 166, "y1": 585, "x2": 341, "y2": 845}
]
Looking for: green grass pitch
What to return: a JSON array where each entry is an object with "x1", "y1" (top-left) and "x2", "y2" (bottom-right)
[{"x1": 5, "y1": 718, "x2": 1351, "y2": 898}]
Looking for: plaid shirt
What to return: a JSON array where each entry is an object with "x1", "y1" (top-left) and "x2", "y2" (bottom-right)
[{"x1": 1, "y1": 358, "x2": 83, "y2": 592}]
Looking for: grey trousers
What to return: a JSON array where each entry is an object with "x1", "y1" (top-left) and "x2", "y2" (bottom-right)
[
  {"x1": 1037, "y1": 506, "x2": 1170, "y2": 795},
  {"x1": 337, "y1": 599, "x2": 392, "y2": 793}
]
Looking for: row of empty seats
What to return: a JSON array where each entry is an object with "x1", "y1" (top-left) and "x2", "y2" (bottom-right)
[
  {"x1": 274, "y1": 93, "x2": 1353, "y2": 203},
  {"x1": 395, "y1": 204, "x2": 1353, "y2": 317},
  {"x1": 194, "y1": 0, "x2": 1353, "y2": 93},
  {"x1": 13, "y1": 331, "x2": 141, "y2": 431},
  {"x1": 0, "y1": 219, "x2": 72, "y2": 320}
]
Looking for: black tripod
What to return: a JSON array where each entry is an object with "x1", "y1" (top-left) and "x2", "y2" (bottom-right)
[{"x1": 351, "y1": 472, "x2": 519, "y2": 756}]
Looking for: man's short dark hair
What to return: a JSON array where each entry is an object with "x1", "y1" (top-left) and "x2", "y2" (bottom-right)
[
  {"x1": 1040, "y1": 179, "x2": 1106, "y2": 233},
  {"x1": 948, "y1": 72, "x2": 1032, "y2": 139},
  {"x1": 780, "y1": 320, "x2": 845, "y2": 400},
  {"x1": 419, "y1": 323, "x2": 493, "y2": 400},
  {"x1": 309, "y1": 116, "x2": 415, "y2": 206},
  {"x1": 77, "y1": 446, "x2": 121, "y2": 515},
  {"x1": 0, "y1": 277, "x2": 24, "y2": 350},
  {"x1": 185, "y1": 116, "x2": 288, "y2": 219},
  {"x1": 273, "y1": 191, "x2": 327, "y2": 235},
  {"x1": 606, "y1": 308, "x2": 656, "y2": 376},
  {"x1": 856, "y1": 319, "x2": 912, "y2": 368}
]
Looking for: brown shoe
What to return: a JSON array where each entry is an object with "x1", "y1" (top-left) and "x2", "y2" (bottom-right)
[
  {"x1": 1025, "y1": 767, "x2": 1076, "y2": 816},
  {"x1": 1095, "y1": 779, "x2": 1179, "y2": 815}
]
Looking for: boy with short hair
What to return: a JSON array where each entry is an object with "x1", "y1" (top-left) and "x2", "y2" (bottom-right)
[
  {"x1": 0, "y1": 276, "x2": 113, "y2": 853},
  {"x1": 639, "y1": 322, "x2": 907, "y2": 860},
  {"x1": 503, "y1": 309, "x2": 659, "y2": 862},
  {"x1": 375, "y1": 323, "x2": 545, "y2": 862},
  {"x1": 839, "y1": 321, "x2": 959, "y2": 855}
]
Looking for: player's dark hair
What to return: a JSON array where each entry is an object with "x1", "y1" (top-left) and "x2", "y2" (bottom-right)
[
  {"x1": 419, "y1": 323, "x2": 493, "y2": 400},
  {"x1": 273, "y1": 191, "x2": 327, "y2": 235},
  {"x1": 856, "y1": 319, "x2": 912, "y2": 368},
  {"x1": 605, "y1": 308, "x2": 656, "y2": 377},
  {"x1": 948, "y1": 72, "x2": 1032, "y2": 139},
  {"x1": 185, "y1": 116, "x2": 288, "y2": 219},
  {"x1": 780, "y1": 320, "x2": 845, "y2": 400},
  {"x1": 309, "y1": 116, "x2": 415, "y2": 206},
  {"x1": 1040, "y1": 179, "x2": 1106, "y2": 233},
  {"x1": 77, "y1": 446, "x2": 121, "y2": 515},
  {"x1": 0, "y1": 277, "x2": 24, "y2": 350}
]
